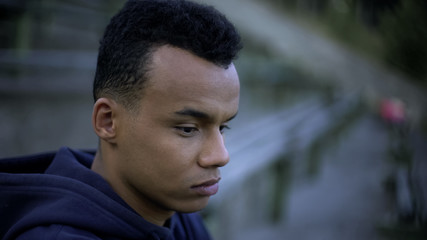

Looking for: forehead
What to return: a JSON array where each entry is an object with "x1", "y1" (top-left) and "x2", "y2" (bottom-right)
[
  {"x1": 140, "y1": 45, "x2": 240, "y2": 118},
  {"x1": 149, "y1": 46, "x2": 239, "y2": 92}
]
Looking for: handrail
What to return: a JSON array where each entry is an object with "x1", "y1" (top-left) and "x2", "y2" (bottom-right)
[{"x1": 211, "y1": 95, "x2": 360, "y2": 204}]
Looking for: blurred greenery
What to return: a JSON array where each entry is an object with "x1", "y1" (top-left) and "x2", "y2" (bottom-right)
[
  {"x1": 263, "y1": 0, "x2": 427, "y2": 84},
  {"x1": 380, "y1": 1, "x2": 427, "y2": 82}
]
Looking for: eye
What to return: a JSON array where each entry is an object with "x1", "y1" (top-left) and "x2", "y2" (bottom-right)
[
  {"x1": 175, "y1": 126, "x2": 198, "y2": 137},
  {"x1": 220, "y1": 125, "x2": 230, "y2": 134}
]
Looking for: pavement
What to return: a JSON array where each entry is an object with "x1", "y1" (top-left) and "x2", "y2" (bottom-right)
[{"x1": 233, "y1": 114, "x2": 395, "y2": 240}]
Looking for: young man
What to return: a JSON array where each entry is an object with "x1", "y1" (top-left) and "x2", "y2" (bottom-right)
[{"x1": 0, "y1": 0, "x2": 242, "y2": 239}]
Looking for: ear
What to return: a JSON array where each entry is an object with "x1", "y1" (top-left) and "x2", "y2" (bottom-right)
[{"x1": 92, "y1": 98, "x2": 119, "y2": 144}]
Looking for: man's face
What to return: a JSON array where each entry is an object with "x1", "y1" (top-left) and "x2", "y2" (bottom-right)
[{"x1": 114, "y1": 46, "x2": 240, "y2": 215}]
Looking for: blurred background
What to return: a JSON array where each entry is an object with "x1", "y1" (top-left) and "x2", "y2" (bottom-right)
[{"x1": 0, "y1": 0, "x2": 426, "y2": 239}]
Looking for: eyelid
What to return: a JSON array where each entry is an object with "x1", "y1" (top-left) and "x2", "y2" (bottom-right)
[
  {"x1": 174, "y1": 125, "x2": 199, "y2": 137},
  {"x1": 220, "y1": 124, "x2": 231, "y2": 134}
]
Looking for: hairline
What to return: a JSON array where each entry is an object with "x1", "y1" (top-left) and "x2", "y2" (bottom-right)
[{"x1": 103, "y1": 44, "x2": 233, "y2": 115}]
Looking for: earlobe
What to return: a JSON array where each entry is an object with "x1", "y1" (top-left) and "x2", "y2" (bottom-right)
[{"x1": 92, "y1": 98, "x2": 118, "y2": 143}]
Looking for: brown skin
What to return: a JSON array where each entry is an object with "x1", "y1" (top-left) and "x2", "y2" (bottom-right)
[{"x1": 91, "y1": 45, "x2": 240, "y2": 226}]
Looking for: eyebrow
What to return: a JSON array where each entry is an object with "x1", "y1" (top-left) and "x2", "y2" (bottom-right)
[{"x1": 174, "y1": 107, "x2": 237, "y2": 122}]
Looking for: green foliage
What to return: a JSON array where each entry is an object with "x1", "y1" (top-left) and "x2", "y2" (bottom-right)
[
  {"x1": 379, "y1": 1, "x2": 427, "y2": 82},
  {"x1": 263, "y1": 0, "x2": 427, "y2": 84}
]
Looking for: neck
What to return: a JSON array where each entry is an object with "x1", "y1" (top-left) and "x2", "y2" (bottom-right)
[
  {"x1": 91, "y1": 151, "x2": 104, "y2": 176},
  {"x1": 123, "y1": 192, "x2": 175, "y2": 226},
  {"x1": 91, "y1": 147, "x2": 174, "y2": 226}
]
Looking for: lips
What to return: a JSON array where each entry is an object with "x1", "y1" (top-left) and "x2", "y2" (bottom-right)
[{"x1": 191, "y1": 178, "x2": 220, "y2": 196}]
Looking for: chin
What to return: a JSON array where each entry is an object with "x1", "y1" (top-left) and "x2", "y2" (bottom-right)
[{"x1": 175, "y1": 197, "x2": 210, "y2": 213}]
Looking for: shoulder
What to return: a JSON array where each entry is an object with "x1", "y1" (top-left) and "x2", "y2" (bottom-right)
[{"x1": 14, "y1": 225, "x2": 102, "y2": 240}]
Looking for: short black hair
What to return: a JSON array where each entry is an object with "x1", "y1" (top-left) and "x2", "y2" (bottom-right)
[{"x1": 93, "y1": 0, "x2": 242, "y2": 110}]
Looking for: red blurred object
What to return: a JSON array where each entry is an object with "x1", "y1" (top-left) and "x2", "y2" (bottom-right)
[{"x1": 380, "y1": 98, "x2": 406, "y2": 124}]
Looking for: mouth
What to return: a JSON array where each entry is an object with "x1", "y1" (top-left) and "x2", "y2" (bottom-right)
[{"x1": 191, "y1": 178, "x2": 220, "y2": 196}]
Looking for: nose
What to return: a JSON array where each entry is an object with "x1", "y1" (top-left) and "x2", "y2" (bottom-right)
[{"x1": 198, "y1": 131, "x2": 229, "y2": 168}]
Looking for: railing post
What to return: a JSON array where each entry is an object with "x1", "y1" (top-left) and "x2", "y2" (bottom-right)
[{"x1": 270, "y1": 154, "x2": 292, "y2": 223}]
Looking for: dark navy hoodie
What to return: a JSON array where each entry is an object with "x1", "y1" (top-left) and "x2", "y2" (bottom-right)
[{"x1": 0, "y1": 147, "x2": 212, "y2": 240}]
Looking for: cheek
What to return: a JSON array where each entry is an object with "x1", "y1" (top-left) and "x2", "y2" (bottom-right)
[
  {"x1": 132, "y1": 131, "x2": 201, "y2": 178},
  {"x1": 155, "y1": 138, "x2": 199, "y2": 170}
]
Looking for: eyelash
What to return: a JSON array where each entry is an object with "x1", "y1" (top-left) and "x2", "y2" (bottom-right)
[
  {"x1": 175, "y1": 126, "x2": 198, "y2": 136},
  {"x1": 174, "y1": 125, "x2": 230, "y2": 136},
  {"x1": 220, "y1": 125, "x2": 230, "y2": 134}
]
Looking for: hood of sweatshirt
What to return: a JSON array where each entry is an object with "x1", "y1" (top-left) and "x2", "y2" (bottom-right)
[{"x1": 0, "y1": 147, "x2": 210, "y2": 240}]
